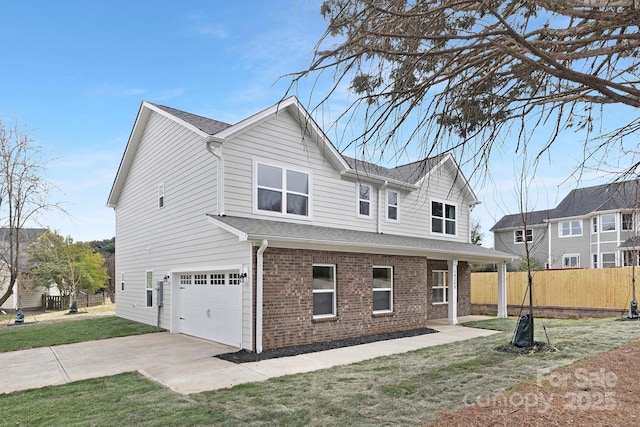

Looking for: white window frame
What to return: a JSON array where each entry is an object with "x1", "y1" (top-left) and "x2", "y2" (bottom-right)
[
  {"x1": 562, "y1": 254, "x2": 580, "y2": 269},
  {"x1": 145, "y1": 270, "x2": 153, "y2": 307},
  {"x1": 432, "y1": 270, "x2": 448, "y2": 304},
  {"x1": 559, "y1": 220, "x2": 582, "y2": 237},
  {"x1": 431, "y1": 199, "x2": 457, "y2": 236},
  {"x1": 372, "y1": 266, "x2": 393, "y2": 313},
  {"x1": 385, "y1": 190, "x2": 399, "y2": 222},
  {"x1": 624, "y1": 251, "x2": 640, "y2": 267},
  {"x1": 254, "y1": 160, "x2": 311, "y2": 219},
  {"x1": 514, "y1": 229, "x2": 533, "y2": 244},
  {"x1": 622, "y1": 213, "x2": 634, "y2": 231},
  {"x1": 120, "y1": 272, "x2": 125, "y2": 291},
  {"x1": 592, "y1": 217, "x2": 598, "y2": 233},
  {"x1": 357, "y1": 183, "x2": 372, "y2": 218},
  {"x1": 601, "y1": 252, "x2": 616, "y2": 268},
  {"x1": 592, "y1": 253, "x2": 598, "y2": 268},
  {"x1": 158, "y1": 183, "x2": 165, "y2": 208},
  {"x1": 601, "y1": 214, "x2": 616, "y2": 232},
  {"x1": 312, "y1": 264, "x2": 336, "y2": 318}
]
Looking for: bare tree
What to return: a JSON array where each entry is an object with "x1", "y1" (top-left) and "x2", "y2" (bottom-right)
[
  {"x1": 288, "y1": 0, "x2": 640, "y2": 172},
  {"x1": 0, "y1": 120, "x2": 58, "y2": 308}
]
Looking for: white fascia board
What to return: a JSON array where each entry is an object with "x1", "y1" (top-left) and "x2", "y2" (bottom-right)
[
  {"x1": 207, "y1": 215, "x2": 249, "y2": 241},
  {"x1": 240, "y1": 232, "x2": 514, "y2": 263},
  {"x1": 144, "y1": 102, "x2": 209, "y2": 138}
]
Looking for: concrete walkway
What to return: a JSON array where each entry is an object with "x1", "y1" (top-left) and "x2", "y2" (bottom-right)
[{"x1": 0, "y1": 316, "x2": 499, "y2": 395}]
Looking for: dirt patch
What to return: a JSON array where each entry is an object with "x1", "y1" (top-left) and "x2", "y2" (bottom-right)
[
  {"x1": 430, "y1": 339, "x2": 640, "y2": 426},
  {"x1": 216, "y1": 327, "x2": 438, "y2": 363}
]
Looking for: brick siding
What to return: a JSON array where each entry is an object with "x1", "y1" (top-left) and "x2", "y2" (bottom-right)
[{"x1": 255, "y1": 247, "x2": 472, "y2": 350}]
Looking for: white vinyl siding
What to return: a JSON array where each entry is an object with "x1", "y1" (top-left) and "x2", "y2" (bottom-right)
[
  {"x1": 219, "y1": 112, "x2": 472, "y2": 240},
  {"x1": 114, "y1": 111, "x2": 253, "y2": 349}
]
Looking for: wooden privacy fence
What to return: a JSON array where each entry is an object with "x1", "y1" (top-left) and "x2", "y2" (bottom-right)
[
  {"x1": 42, "y1": 292, "x2": 109, "y2": 311},
  {"x1": 471, "y1": 267, "x2": 638, "y2": 318}
]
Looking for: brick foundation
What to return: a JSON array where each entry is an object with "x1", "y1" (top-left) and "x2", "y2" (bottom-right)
[{"x1": 255, "y1": 247, "x2": 471, "y2": 350}]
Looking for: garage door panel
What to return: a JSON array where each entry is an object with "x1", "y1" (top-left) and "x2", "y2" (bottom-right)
[{"x1": 178, "y1": 272, "x2": 242, "y2": 347}]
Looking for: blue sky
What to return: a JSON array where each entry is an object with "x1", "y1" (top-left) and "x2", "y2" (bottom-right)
[{"x1": 1, "y1": 1, "x2": 635, "y2": 245}]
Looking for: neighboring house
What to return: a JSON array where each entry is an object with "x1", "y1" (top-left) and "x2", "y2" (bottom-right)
[
  {"x1": 492, "y1": 179, "x2": 640, "y2": 270},
  {"x1": 107, "y1": 97, "x2": 512, "y2": 352},
  {"x1": 0, "y1": 228, "x2": 48, "y2": 311},
  {"x1": 491, "y1": 209, "x2": 552, "y2": 271}
]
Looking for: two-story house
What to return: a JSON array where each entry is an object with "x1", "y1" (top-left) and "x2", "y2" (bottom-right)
[
  {"x1": 492, "y1": 180, "x2": 640, "y2": 270},
  {"x1": 107, "y1": 97, "x2": 512, "y2": 352}
]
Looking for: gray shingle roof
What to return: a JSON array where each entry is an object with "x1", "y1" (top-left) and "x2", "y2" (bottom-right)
[
  {"x1": 342, "y1": 154, "x2": 446, "y2": 185},
  {"x1": 550, "y1": 179, "x2": 640, "y2": 219},
  {"x1": 152, "y1": 103, "x2": 231, "y2": 135},
  {"x1": 490, "y1": 209, "x2": 553, "y2": 231},
  {"x1": 209, "y1": 215, "x2": 513, "y2": 262}
]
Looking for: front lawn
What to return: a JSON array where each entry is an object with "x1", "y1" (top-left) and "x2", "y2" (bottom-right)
[
  {"x1": 2, "y1": 317, "x2": 639, "y2": 426},
  {"x1": 0, "y1": 315, "x2": 161, "y2": 352}
]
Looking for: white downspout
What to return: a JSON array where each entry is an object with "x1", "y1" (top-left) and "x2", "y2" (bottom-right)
[
  {"x1": 256, "y1": 239, "x2": 268, "y2": 353},
  {"x1": 204, "y1": 136, "x2": 226, "y2": 216},
  {"x1": 378, "y1": 181, "x2": 388, "y2": 234}
]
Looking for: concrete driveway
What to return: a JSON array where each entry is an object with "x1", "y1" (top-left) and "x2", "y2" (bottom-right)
[
  {"x1": 0, "y1": 317, "x2": 499, "y2": 395},
  {"x1": 0, "y1": 332, "x2": 254, "y2": 395}
]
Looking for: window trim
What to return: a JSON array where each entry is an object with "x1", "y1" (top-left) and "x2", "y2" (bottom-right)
[
  {"x1": 592, "y1": 217, "x2": 598, "y2": 233},
  {"x1": 145, "y1": 270, "x2": 153, "y2": 307},
  {"x1": 562, "y1": 254, "x2": 580, "y2": 269},
  {"x1": 372, "y1": 266, "x2": 393, "y2": 313},
  {"x1": 622, "y1": 213, "x2": 634, "y2": 231},
  {"x1": 356, "y1": 183, "x2": 372, "y2": 218},
  {"x1": 253, "y1": 160, "x2": 312, "y2": 219},
  {"x1": 312, "y1": 264, "x2": 336, "y2": 319},
  {"x1": 431, "y1": 199, "x2": 457, "y2": 236},
  {"x1": 559, "y1": 220, "x2": 582, "y2": 237},
  {"x1": 385, "y1": 190, "x2": 399, "y2": 222},
  {"x1": 432, "y1": 270, "x2": 449, "y2": 304},
  {"x1": 592, "y1": 253, "x2": 598, "y2": 268},
  {"x1": 514, "y1": 229, "x2": 533, "y2": 244},
  {"x1": 158, "y1": 183, "x2": 165, "y2": 208},
  {"x1": 600, "y1": 214, "x2": 616, "y2": 232},
  {"x1": 601, "y1": 252, "x2": 616, "y2": 268}
]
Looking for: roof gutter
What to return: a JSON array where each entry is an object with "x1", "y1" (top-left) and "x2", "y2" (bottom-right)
[
  {"x1": 204, "y1": 136, "x2": 226, "y2": 216},
  {"x1": 256, "y1": 239, "x2": 268, "y2": 354}
]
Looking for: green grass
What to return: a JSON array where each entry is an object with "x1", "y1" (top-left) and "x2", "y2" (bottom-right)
[
  {"x1": 1, "y1": 317, "x2": 639, "y2": 426},
  {"x1": 0, "y1": 316, "x2": 161, "y2": 352}
]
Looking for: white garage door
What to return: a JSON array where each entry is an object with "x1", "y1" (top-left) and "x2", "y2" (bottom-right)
[{"x1": 178, "y1": 272, "x2": 242, "y2": 347}]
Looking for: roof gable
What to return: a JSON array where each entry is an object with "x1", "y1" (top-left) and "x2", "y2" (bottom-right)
[{"x1": 550, "y1": 179, "x2": 640, "y2": 219}]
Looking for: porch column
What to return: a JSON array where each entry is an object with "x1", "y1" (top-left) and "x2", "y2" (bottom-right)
[
  {"x1": 447, "y1": 259, "x2": 458, "y2": 325},
  {"x1": 497, "y1": 261, "x2": 507, "y2": 318}
]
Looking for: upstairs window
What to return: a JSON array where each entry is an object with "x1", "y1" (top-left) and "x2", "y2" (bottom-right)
[
  {"x1": 256, "y1": 162, "x2": 309, "y2": 217},
  {"x1": 601, "y1": 214, "x2": 615, "y2": 232},
  {"x1": 386, "y1": 190, "x2": 398, "y2": 221},
  {"x1": 357, "y1": 184, "x2": 371, "y2": 217},
  {"x1": 592, "y1": 217, "x2": 598, "y2": 233},
  {"x1": 622, "y1": 213, "x2": 634, "y2": 231},
  {"x1": 158, "y1": 183, "x2": 165, "y2": 208},
  {"x1": 514, "y1": 229, "x2": 533, "y2": 244},
  {"x1": 560, "y1": 220, "x2": 582, "y2": 237},
  {"x1": 432, "y1": 201, "x2": 456, "y2": 235}
]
